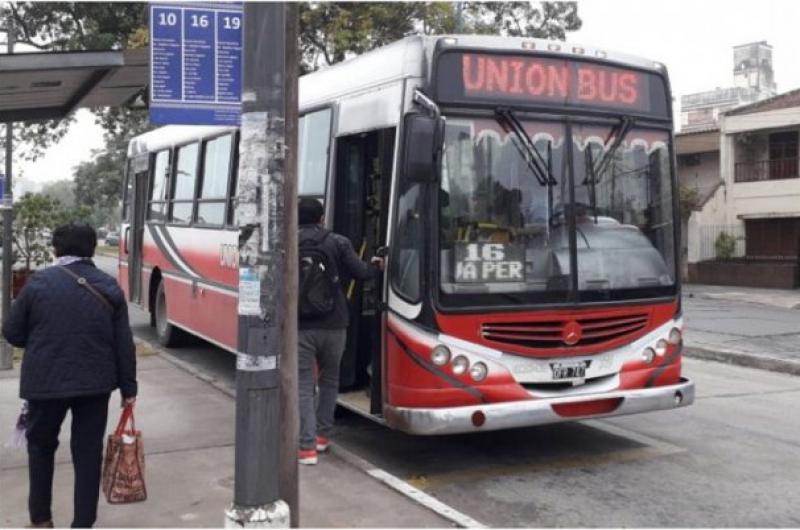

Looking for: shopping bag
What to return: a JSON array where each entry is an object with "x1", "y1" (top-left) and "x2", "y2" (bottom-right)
[{"x1": 102, "y1": 404, "x2": 147, "y2": 504}]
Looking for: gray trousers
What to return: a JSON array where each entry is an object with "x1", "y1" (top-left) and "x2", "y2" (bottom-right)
[{"x1": 298, "y1": 328, "x2": 347, "y2": 450}]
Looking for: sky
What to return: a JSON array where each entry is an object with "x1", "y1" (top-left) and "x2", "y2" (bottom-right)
[{"x1": 11, "y1": 0, "x2": 800, "y2": 188}]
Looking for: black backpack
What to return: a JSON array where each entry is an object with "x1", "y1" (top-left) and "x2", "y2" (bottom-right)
[{"x1": 298, "y1": 228, "x2": 339, "y2": 319}]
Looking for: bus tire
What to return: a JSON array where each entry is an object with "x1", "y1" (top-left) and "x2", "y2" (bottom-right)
[{"x1": 154, "y1": 280, "x2": 185, "y2": 347}]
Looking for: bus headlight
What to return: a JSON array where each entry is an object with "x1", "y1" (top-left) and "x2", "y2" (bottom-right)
[
  {"x1": 654, "y1": 339, "x2": 668, "y2": 357},
  {"x1": 469, "y1": 362, "x2": 488, "y2": 382},
  {"x1": 668, "y1": 328, "x2": 682, "y2": 345},
  {"x1": 451, "y1": 355, "x2": 469, "y2": 375},
  {"x1": 642, "y1": 347, "x2": 656, "y2": 364},
  {"x1": 431, "y1": 345, "x2": 451, "y2": 366}
]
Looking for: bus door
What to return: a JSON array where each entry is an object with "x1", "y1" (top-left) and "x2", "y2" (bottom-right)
[
  {"x1": 127, "y1": 157, "x2": 149, "y2": 304},
  {"x1": 333, "y1": 127, "x2": 394, "y2": 412}
]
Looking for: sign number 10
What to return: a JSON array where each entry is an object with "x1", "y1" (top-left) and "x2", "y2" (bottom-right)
[{"x1": 158, "y1": 12, "x2": 177, "y2": 26}]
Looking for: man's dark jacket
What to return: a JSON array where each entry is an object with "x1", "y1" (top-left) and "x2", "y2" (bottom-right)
[
  {"x1": 299, "y1": 224, "x2": 376, "y2": 330},
  {"x1": 3, "y1": 260, "x2": 137, "y2": 400}
]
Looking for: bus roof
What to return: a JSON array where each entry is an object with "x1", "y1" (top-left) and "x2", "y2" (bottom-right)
[{"x1": 130, "y1": 35, "x2": 667, "y2": 156}]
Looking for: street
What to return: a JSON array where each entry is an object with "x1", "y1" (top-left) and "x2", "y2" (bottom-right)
[{"x1": 94, "y1": 255, "x2": 800, "y2": 527}]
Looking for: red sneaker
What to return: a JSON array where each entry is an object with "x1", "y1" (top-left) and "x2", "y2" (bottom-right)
[
  {"x1": 298, "y1": 449, "x2": 318, "y2": 465},
  {"x1": 316, "y1": 436, "x2": 330, "y2": 452}
]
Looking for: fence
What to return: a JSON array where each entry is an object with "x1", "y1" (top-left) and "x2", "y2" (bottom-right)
[
  {"x1": 697, "y1": 224, "x2": 746, "y2": 261},
  {"x1": 734, "y1": 157, "x2": 800, "y2": 182}
]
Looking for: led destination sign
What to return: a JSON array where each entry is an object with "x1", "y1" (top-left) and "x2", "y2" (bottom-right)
[{"x1": 435, "y1": 52, "x2": 669, "y2": 117}]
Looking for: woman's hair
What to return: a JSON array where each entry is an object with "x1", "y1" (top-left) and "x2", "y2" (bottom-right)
[
  {"x1": 298, "y1": 198, "x2": 324, "y2": 225},
  {"x1": 52, "y1": 223, "x2": 97, "y2": 258}
]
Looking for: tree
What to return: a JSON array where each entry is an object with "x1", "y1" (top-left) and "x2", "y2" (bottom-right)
[
  {"x1": 40, "y1": 179, "x2": 76, "y2": 209},
  {"x1": 73, "y1": 140, "x2": 127, "y2": 229},
  {"x1": 300, "y1": 2, "x2": 582, "y2": 71},
  {"x1": 12, "y1": 192, "x2": 91, "y2": 270}
]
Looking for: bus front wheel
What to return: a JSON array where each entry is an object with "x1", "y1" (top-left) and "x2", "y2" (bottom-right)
[{"x1": 154, "y1": 280, "x2": 185, "y2": 347}]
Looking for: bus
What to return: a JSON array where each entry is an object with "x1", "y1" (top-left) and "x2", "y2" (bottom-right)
[{"x1": 121, "y1": 35, "x2": 694, "y2": 435}]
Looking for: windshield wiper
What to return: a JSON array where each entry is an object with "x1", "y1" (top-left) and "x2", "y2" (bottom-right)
[
  {"x1": 495, "y1": 107, "x2": 557, "y2": 187},
  {"x1": 589, "y1": 116, "x2": 635, "y2": 183}
]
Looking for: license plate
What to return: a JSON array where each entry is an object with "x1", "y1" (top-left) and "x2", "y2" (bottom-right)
[{"x1": 550, "y1": 361, "x2": 588, "y2": 380}]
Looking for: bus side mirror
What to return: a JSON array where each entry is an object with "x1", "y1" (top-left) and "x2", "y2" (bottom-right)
[{"x1": 403, "y1": 114, "x2": 443, "y2": 183}]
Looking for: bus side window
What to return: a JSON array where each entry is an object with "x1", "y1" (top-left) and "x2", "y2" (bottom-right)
[
  {"x1": 298, "y1": 108, "x2": 332, "y2": 196},
  {"x1": 148, "y1": 150, "x2": 170, "y2": 221},
  {"x1": 198, "y1": 134, "x2": 232, "y2": 226},
  {"x1": 123, "y1": 159, "x2": 134, "y2": 222},
  {"x1": 391, "y1": 182, "x2": 423, "y2": 302},
  {"x1": 170, "y1": 142, "x2": 199, "y2": 224},
  {"x1": 227, "y1": 133, "x2": 239, "y2": 226}
]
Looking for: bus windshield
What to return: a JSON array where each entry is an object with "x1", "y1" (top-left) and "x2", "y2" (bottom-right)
[{"x1": 439, "y1": 116, "x2": 676, "y2": 306}]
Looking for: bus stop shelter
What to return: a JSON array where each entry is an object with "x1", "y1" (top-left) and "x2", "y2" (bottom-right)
[
  {"x1": 0, "y1": 47, "x2": 148, "y2": 369},
  {"x1": 0, "y1": 48, "x2": 147, "y2": 122}
]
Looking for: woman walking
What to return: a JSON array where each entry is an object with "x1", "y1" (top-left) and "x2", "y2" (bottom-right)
[{"x1": 3, "y1": 223, "x2": 137, "y2": 528}]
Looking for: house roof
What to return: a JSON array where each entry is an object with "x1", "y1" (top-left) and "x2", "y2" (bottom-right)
[
  {"x1": 675, "y1": 127, "x2": 720, "y2": 154},
  {"x1": 724, "y1": 88, "x2": 800, "y2": 117}
]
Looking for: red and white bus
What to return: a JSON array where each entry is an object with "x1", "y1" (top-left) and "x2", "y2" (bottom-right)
[{"x1": 121, "y1": 35, "x2": 694, "y2": 434}]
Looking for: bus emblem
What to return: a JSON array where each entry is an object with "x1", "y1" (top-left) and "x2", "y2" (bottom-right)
[{"x1": 562, "y1": 321, "x2": 582, "y2": 346}]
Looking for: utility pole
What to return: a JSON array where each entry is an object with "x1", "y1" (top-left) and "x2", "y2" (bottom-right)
[
  {"x1": 0, "y1": 11, "x2": 15, "y2": 370},
  {"x1": 279, "y1": 4, "x2": 300, "y2": 527},
  {"x1": 225, "y1": 3, "x2": 297, "y2": 528},
  {"x1": 454, "y1": 2, "x2": 465, "y2": 33}
]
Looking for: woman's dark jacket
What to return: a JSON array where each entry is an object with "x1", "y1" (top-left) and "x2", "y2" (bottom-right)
[{"x1": 2, "y1": 260, "x2": 137, "y2": 400}]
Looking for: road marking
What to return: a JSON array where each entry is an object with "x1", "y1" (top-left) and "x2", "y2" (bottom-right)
[
  {"x1": 332, "y1": 444, "x2": 487, "y2": 529},
  {"x1": 136, "y1": 336, "x2": 484, "y2": 528},
  {"x1": 405, "y1": 420, "x2": 686, "y2": 491}
]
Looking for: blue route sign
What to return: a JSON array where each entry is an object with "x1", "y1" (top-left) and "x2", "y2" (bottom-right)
[{"x1": 149, "y1": 2, "x2": 242, "y2": 126}]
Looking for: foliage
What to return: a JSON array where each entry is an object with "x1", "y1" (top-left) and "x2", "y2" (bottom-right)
[
  {"x1": 12, "y1": 192, "x2": 91, "y2": 270},
  {"x1": 714, "y1": 231, "x2": 736, "y2": 260},
  {"x1": 679, "y1": 185, "x2": 701, "y2": 220},
  {"x1": 300, "y1": 2, "x2": 582, "y2": 71},
  {"x1": 40, "y1": 179, "x2": 76, "y2": 209}
]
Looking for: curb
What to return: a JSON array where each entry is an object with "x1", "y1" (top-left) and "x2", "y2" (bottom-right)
[
  {"x1": 132, "y1": 336, "x2": 485, "y2": 528},
  {"x1": 684, "y1": 345, "x2": 800, "y2": 377}
]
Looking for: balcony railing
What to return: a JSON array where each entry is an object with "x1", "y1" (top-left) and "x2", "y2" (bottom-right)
[{"x1": 734, "y1": 158, "x2": 800, "y2": 183}]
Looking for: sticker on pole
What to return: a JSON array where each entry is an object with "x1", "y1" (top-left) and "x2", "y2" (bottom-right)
[
  {"x1": 238, "y1": 267, "x2": 261, "y2": 316},
  {"x1": 237, "y1": 353, "x2": 277, "y2": 372},
  {"x1": 149, "y1": 2, "x2": 242, "y2": 125}
]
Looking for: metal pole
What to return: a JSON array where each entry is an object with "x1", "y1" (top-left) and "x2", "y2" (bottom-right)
[
  {"x1": 225, "y1": 3, "x2": 293, "y2": 528},
  {"x1": 454, "y1": 2, "x2": 464, "y2": 33},
  {"x1": 1, "y1": 11, "x2": 16, "y2": 370},
  {"x1": 278, "y1": 4, "x2": 299, "y2": 527}
]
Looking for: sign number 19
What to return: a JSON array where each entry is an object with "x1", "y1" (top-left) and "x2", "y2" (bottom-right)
[{"x1": 222, "y1": 16, "x2": 241, "y2": 30}]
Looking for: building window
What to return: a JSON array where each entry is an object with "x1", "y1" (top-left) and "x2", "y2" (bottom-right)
[{"x1": 768, "y1": 131, "x2": 798, "y2": 180}]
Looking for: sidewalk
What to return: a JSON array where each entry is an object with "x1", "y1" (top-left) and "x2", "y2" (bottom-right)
[
  {"x1": 682, "y1": 283, "x2": 800, "y2": 376},
  {"x1": 0, "y1": 352, "x2": 450, "y2": 528},
  {"x1": 684, "y1": 283, "x2": 800, "y2": 311}
]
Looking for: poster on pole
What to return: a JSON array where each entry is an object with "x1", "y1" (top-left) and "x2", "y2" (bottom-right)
[{"x1": 149, "y1": 2, "x2": 242, "y2": 126}]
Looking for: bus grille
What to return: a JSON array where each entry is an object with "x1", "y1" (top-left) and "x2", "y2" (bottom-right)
[{"x1": 481, "y1": 313, "x2": 649, "y2": 350}]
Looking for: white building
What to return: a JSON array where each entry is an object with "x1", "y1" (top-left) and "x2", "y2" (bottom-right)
[
  {"x1": 684, "y1": 89, "x2": 800, "y2": 288},
  {"x1": 680, "y1": 41, "x2": 777, "y2": 133}
]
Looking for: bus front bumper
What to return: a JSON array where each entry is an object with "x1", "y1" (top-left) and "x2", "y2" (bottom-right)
[{"x1": 383, "y1": 378, "x2": 695, "y2": 435}]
